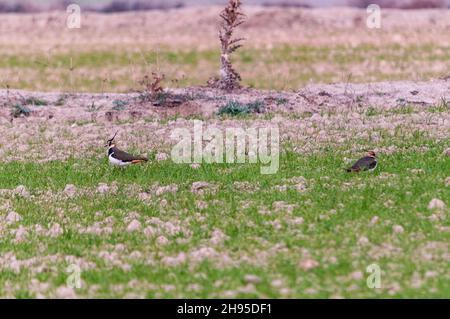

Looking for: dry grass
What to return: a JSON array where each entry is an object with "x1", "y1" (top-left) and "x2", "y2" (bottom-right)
[{"x1": 0, "y1": 7, "x2": 449, "y2": 91}]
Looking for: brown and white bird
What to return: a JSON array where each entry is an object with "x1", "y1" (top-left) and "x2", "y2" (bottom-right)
[
  {"x1": 346, "y1": 151, "x2": 378, "y2": 173},
  {"x1": 106, "y1": 132, "x2": 148, "y2": 167}
]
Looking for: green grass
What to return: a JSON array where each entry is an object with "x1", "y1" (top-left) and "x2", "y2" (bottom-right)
[
  {"x1": 428, "y1": 98, "x2": 449, "y2": 113},
  {"x1": 217, "y1": 100, "x2": 265, "y2": 116},
  {"x1": 24, "y1": 97, "x2": 48, "y2": 106},
  {"x1": 0, "y1": 138, "x2": 449, "y2": 298},
  {"x1": 1, "y1": 43, "x2": 449, "y2": 92}
]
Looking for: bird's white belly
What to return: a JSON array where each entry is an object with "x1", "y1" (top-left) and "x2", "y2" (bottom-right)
[
  {"x1": 368, "y1": 161, "x2": 378, "y2": 172},
  {"x1": 109, "y1": 154, "x2": 131, "y2": 166}
]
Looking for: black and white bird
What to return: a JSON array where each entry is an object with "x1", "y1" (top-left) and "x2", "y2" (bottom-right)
[
  {"x1": 346, "y1": 151, "x2": 378, "y2": 173},
  {"x1": 106, "y1": 132, "x2": 148, "y2": 167}
]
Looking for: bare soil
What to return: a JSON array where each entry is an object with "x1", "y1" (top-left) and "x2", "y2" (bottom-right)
[{"x1": 0, "y1": 79, "x2": 448, "y2": 162}]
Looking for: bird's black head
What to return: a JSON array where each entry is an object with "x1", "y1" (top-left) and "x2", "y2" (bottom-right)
[{"x1": 106, "y1": 131, "x2": 118, "y2": 148}]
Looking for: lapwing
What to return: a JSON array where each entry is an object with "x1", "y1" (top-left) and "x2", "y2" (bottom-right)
[
  {"x1": 106, "y1": 132, "x2": 148, "y2": 167},
  {"x1": 346, "y1": 151, "x2": 378, "y2": 173}
]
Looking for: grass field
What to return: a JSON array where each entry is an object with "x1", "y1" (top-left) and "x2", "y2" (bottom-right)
[
  {"x1": 0, "y1": 8, "x2": 449, "y2": 92},
  {"x1": 2, "y1": 43, "x2": 450, "y2": 92},
  {"x1": 0, "y1": 105, "x2": 449, "y2": 297}
]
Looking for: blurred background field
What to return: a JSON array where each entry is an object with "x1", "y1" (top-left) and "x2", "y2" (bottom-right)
[
  {"x1": 0, "y1": 2, "x2": 449, "y2": 92},
  {"x1": 2, "y1": 0, "x2": 450, "y2": 11}
]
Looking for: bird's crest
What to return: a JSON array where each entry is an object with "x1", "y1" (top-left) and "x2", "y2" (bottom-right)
[{"x1": 106, "y1": 131, "x2": 118, "y2": 147}]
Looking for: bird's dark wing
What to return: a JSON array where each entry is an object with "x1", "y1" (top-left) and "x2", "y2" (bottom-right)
[
  {"x1": 352, "y1": 156, "x2": 377, "y2": 171},
  {"x1": 111, "y1": 147, "x2": 148, "y2": 162}
]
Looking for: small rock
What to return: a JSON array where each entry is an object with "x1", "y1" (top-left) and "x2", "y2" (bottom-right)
[
  {"x1": 370, "y1": 216, "x2": 379, "y2": 226},
  {"x1": 48, "y1": 223, "x2": 63, "y2": 237},
  {"x1": 155, "y1": 184, "x2": 178, "y2": 196},
  {"x1": 445, "y1": 177, "x2": 450, "y2": 187},
  {"x1": 196, "y1": 201, "x2": 208, "y2": 210},
  {"x1": 14, "y1": 185, "x2": 30, "y2": 198},
  {"x1": 350, "y1": 271, "x2": 363, "y2": 280},
  {"x1": 191, "y1": 181, "x2": 211, "y2": 194},
  {"x1": 291, "y1": 217, "x2": 304, "y2": 225},
  {"x1": 127, "y1": 220, "x2": 141, "y2": 232},
  {"x1": 143, "y1": 226, "x2": 156, "y2": 237},
  {"x1": 115, "y1": 243, "x2": 126, "y2": 252},
  {"x1": 156, "y1": 153, "x2": 169, "y2": 161},
  {"x1": 444, "y1": 148, "x2": 450, "y2": 157},
  {"x1": 156, "y1": 236, "x2": 169, "y2": 245},
  {"x1": 271, "y1": 279, "x2": 284, "y2": 288},
  {"x1": 129, "y1": 251, "x2": 142, "y2": 260},
  {"x1": 428, "y1": 198, "x2": 446, "y2": 210},
  {"x1": 64, "y1": 184, "x2": 77, "y2": 198},
  {"x1": 97, "y1": 183, "x2": 109, "y2": 194},
  {"x1": 299, "y1": 258, "x2": 319, "y2": 271},
  {"x1": 358, "y1": 236, "x2": 370, "y2": 246},
  {"x1": 15, "y1": 226, "x2": 28, "y2": 243},
  {"x1": 160, "y1": 199, "x2": 168, "y2": 207},
  {"x1": 6, "y1": 211, "x2": 22, "y2": 224},
  {"x1": 55, "y1": 287, "x2": 77, "y2": 299},
  {"x1": 244, "y1": 274, "x2": 261, "y2": 284},
  {"x1": 210, "y1": 229, "x2": 228, "y2": 245},
  {"x1": 392, "y1": 225, "x2": 404, "y2": 234},
  {"x1": 427, "y1": 214, "x2": 440, "y2": 222}
]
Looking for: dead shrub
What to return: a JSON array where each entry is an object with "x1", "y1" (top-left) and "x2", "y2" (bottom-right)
[{"x1": 209, "y1": 0, "x2": 246, "y2": 92}]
